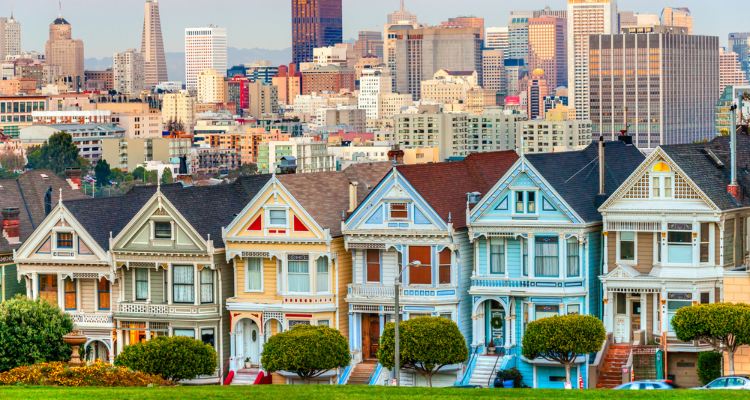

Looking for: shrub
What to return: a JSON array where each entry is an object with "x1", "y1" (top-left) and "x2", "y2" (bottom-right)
[
  {"x1": 115, "y1": 336, "x2": 216, "y2": 382},
  {"x1": 697, "y1": 352, "x2": 722, "y2": 385},
  {"x1": 378, "y1": 317, "x2": 468, "y2": 387},
  {"x1": 0, "y1": 361, "x2": 171, "y2": 387},
  {"x1": 0, "y1": 297, "x2": 74, "y2": 372},
  {"x1": 522, "y1": 314, "x2": 605, "y2": 388},
  {"x1": 261, "y1": 325, "x2": 350, "y2": 381}
]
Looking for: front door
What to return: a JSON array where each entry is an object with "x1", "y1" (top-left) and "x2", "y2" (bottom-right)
[
  {"x1": 361, "y1": 314, "x2": 380, "y2": 360},
  {"x1": 241, "y1": 319, "x2": 260, "y2": 366},
  {"x1": 614, "y1": 293, "x2": 630, "y2": 343}
]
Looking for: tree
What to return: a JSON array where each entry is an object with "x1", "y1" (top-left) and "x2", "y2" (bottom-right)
[
  {"x1": 25, "y1": 132, "x2": 83, "y2": 174},
  {"x1": 697, "y1": 352, "x2": 723, "y2": 385},
  {"x1": 114, "y1": 336, "x2": 216, "y2": 382},
  {"x1": 261, "y1": 324, "x2": 350, "y2": 382},
  {"x1": 0, "y1": 297, "x2": 74, "y2": 372},
  {"x1": 227, "y1": 163, "x2": 258, "y2": 179},
  {"x1": 671, "y1": 303, "x2": 750, "y2": 375},
  {"x1": 0, "y1": 148, "x2": 25, "y2": 171},
  {"x1": 378, "y1": 317, "x2": 468, "y2": 387},
  {"x1": 522, "y1": 315, "x2": 605, "y2": 388},
  {"x1": 161, "y1": 168, "x2": 173, "y2": 184},
  {"x1": 132, "y1": 166, "x2": 146, "y2": 182},
  {"x1": 94, "y1": 159, "x2": 111, "y2": 187}
]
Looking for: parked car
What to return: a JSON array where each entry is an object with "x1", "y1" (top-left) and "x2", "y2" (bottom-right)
[
  {"x1": 614, "y1": 380, "x2": 676, "y2": 390},
  {"x1": 698, "y1": 376, "x2": 750, "y2": 390}
]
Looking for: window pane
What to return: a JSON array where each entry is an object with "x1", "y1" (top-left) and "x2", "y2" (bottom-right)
[
  {"x1": 200, "y1": 268, "x2": 213, "y2": 303},
  {"x1": 527, "y1": 192, "x2": 536, "y2": 213},
  {"x1": 567, "y1": 238, "x2": 580, "y2": 277},
  {"x1": 366, "y1": 250, "x2": 380, "y2": 283},
  {"x1": 664, "y1": 177, "x2": 673, "y2": 198},
  {"x1": 535, "y1": 304, "x2": 559, "y2": 320},
  {"x1": 700, "y1": 223, "x2": 710, "y2": 263},
  {"x1": 620, "y1": 232, "x2": 635, "y2": 261},
  {"x1": 316, "y1": 257, "x2": 329, "y2": 292},
  {"x1": 408, "y1": 246, "x2": 432, "y2": 285},
  {"x1": 535, "y1": 237, "x2": 559, "y2": 277},
  {"x1": 515, "y1": 192, "x2": 524, "y2": 213},
  {"x1": 173, "y1": 329, "x2": 195, "y2": 338},
  {"x1": 173, "y1": 265, "x2": 194, "y2": 303},
  {"x1": 201, "y1": 328, "x2": 215, "y2": 347},
  {"x1": 522, "y1": 239, "x2": 528, "y2": 276},
  {"x1": 57, "y1": 232, "x2": 73, "y2": 249},
  {"x1": 64, "y1": 278, "x2": 76, "y2": 310},
  {"x1": 439, "y1": 249, "x2": 451, "y2": 284},
  {"x1": 389, "y1": 203, "x2": 408, "y2": 219},
  {"x1": 135, "y1": 268, "x2": 149, "y2": 300},
  {"x1": 246, "y1": 258, "x2": 262, "y2": 291},
  {"x1": 667, "y1": 231, "x2": 692, "y2": 263},
  {"x1": 98, "y1": 278, "x2": 110, "y2": 310},
  {"x1": 269, "y1": 210, "x2": 287, "y2": 225},
  {"x1": 490, "y1": 239, "x2": 505, "y2": 274},
  {"x1": 288, "y1": 260, "x2": 310, "y2": 292},
  {"x1": 154, "y1": 222, "x2": 171, "y2": 239}
]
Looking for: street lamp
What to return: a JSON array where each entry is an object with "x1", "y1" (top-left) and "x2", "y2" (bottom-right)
[{"x1": 394, "y1": 260, "x2": 421, "y2": 387}]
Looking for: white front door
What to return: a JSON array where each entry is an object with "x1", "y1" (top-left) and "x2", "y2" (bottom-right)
[
  {"x1": 242, "y1": 320, "x2": 260, "y2": 365},
  {"x1": 614, "y1": 314, "x2": 630, "y2": 343}
]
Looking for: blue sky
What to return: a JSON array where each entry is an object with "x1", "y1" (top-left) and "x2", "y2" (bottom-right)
[{"x1": 6, "y1": 0, "x2": 748, "y2": 57}]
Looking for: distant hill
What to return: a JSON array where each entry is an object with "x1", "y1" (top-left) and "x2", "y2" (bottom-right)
[{"x1": 85, "y1": 47, "x2": 292, "y2": 83}]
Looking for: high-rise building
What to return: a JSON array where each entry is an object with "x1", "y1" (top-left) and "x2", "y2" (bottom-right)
[
  {"x1": 508, "y1": 11, "x2": 533, "y2": 62},
  {"x1": 440, "y1": 16, "x2": 485, "y2": 40},
  {"x1": 661, "y1": 7, "x2": 693, "y2": 34},
  {"x1": 590, "y1": 27, "x2": 719, "y2": 149},
  {"x1": 391, "y1": 26, "x2": 482, "y2": 99},
  {"x1": 354, "y1": 31, "x2": 383, "y2": 59},
  {"x1": 113, "y1": 49, "x2": 145, "y2": 96},
  {"x1": 358, "y1": 67, "x2": 392, "y2": 121},
  {"x1": 527, "y1": 69, "x2": 549, "y2": 120},
  {"x1": 485, "y1": 27, "x2": 510, "y2": 54},
  {"x1": 162, "y1": 91, "x2": 196, "y2": 133},
  {"x1": 528, "y1": 16, "x2": 567, "y2": 91},
  {"x1": 141, "y1": 0, "x2": 168, "y2": 89},
  {"x1": 719, "y1": 47, "x2": 750, "y2": 95},
  {"x1": 0, "y1": 15, "x2": 21, "y2": 60},
  {"x1": 387, "y1": 0, "x2": 417, "y2": 25},
  {"x1": 196, "y1": 69, "x2": 226, "y2": 104},
  {"x1": 300, "y1": 64, "x2": 356, "y2": 95},
  {"x1": 482, "y1": 49, "x2": 506, "y2": 95},
  {"x1": 227, "y1": 76, "x2": 249, "y2": 115},
  {"x1": 45, "y1": 16, "x2": 85, "y2": 89},
  {"x1": 533, "y1": 6, "x2": 567, "y2": 19},
  {"x1": 729, "y1": 33, "x2": 750, "y2": 81},
  {"x1": 504, "y1": 59, "x2": 527, "y2": 97},
  {"x1": 248, "y1": 82, "x2": 279, "y2": 118},
  {"x1": 291, "y1": 0, "x2": 343, "y2": 65},
  {"x1": 184, "y1": 26, "x2": 227, "y2": 93},
  {"x1": 272, "y1": 64, "x2": 302, "y2": 105},
  {"x1": 384, "y1": 21, "x2": 421, "y2": 91},
  {"x1": 618, "y1": 11, "x2": 660, "y2": 29},
  {"x1": 567, "y1": 0, "x2": 617, "y2": 121}
]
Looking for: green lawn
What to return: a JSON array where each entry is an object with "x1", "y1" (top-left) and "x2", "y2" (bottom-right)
[{"x1": 0, "y1": 386, "x2": 747, "y2": 400}]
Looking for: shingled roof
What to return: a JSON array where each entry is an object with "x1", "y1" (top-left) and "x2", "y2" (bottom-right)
[
  {"x1": 64, "y1": 175, "x2": 273, "y2": 251},
  {"x1": 278, "y1": 163, "x2": 392, "y2": 237},
  {"x1": 661, "y1": 135, "x2": 750, "y2": 210},
  {"x1": 526, "y1": 140, "x2": 645, "y2": 222},
  {"x1": 0, "y1": 170, "x2": 86, "y2": 253},
  {"x1": 396, "y1": 151, "x2": 520, "y2": 229}
]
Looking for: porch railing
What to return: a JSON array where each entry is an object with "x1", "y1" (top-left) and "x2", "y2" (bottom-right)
[
  {"x1": 114, "y1": 302, "x2": 220, "y2": 316},
  {"x1": 69, "y1": 312, "x2": 113, "y2": 326},
  {"x1": 471, "y1": 277, "x2": 584, "y2": 290},
  {"x1": 348, "y1": 284, "x2": 458, "y2": 300}
]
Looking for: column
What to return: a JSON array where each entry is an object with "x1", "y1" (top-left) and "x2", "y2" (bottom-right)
[
  {"x1": 31, "y1": 272, "x2": 38, "y2": 299},
  {"x1": 529, "y1": 234, "x2": 536, "y2": 278},
  {"x1": 640, "y1": 292, "x2": 648, "y2": 333},
  {"x1": 603, "y1": 289, "x2": 613, "y2": 332},
  {"x1": 57, "y1": 274, "x2": 64, "y2": 309},
  {"x1": 166, "y1": 263, "x2": 173, "y2": 305},
  {"x1": 602, "y1": 232, "x2": 609, "y2": 274},
  {"x1": 229, "y1": 331, "x2": 236, "y2": 371},
  {"x1": 652, "y1": 293, "x2": 659, "y2": 335},
  {"x1": 560, "y1": 234, "x2": 567, "y2": 278},
  {"x1": 504, "y1": 300, "x2": 513, "y2": 350},
  {"x1": 194, "y1": 264, "x2": 200, "y2": 306}
]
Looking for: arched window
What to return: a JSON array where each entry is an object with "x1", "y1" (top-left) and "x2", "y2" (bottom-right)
[{"x1": 651, "y1": 161, "x2": 674, "y2": 199}]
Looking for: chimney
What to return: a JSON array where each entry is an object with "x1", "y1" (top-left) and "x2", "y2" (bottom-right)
[
  {"x1": 348, "y1": 181, "x2": 359, "y2": 213},
  {"x1": 598, "y1": 136, "x2": 606, "y2": 196},
  {"x1": 44, "y1": 186, "x2": 53, "y2": 216},
  {"x1": 728, "y1": 103, "x2": 740, "y2": 200},
  {"x1": 388, "y1": 145, "x2": 405, "y2": 166},
  {"x1": 1, "y1": 207, "x2": 20, "y2": 245}
]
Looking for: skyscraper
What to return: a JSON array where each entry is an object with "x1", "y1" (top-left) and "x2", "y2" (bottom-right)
[
  {"x1": 291, "y1": 0, "x2": 343, "y2": 65},
  {"x1": 507, "y1": 11, "x2": 533, "y2": 62},
  {"x1": 485, "y1": 27, "x2": 510, "y2": 54},
  {"x1": 528, "y1": 16, "x2": 567, "y2": 91},
  {"x1": 113, "y1": 49, "x2": 145, "y2": 95},
  {"x1": 590, "y1": 27, "x2": 718, "y2": 149},
  {"x1": 729, "y1": 32, "x2": 750, "y2": 81},
  {"x1": 527, "y1": 69, "x2": 549, "y2": 119},
  {"x1": 184, "y1": 26, "x2": 227, "y2": 93},
  {"x1": 141, "y1": 0, "x2": 168, "y2": 89},
  {"x1": 660, "y1": 7, "x2": 693, "y2": 34},
  {"x1": 719, "y1": 47, "x2": 749, "y2": 95},
  {"x1": 354, "y1": 31, "x2": 383, "y2": 59},
  {"x1": 387, "y1": 0, "x2": 417, "y2": 25},
  {"x1": 0, "y1": 15, "x2": 21, "y2": 60},
  {"x1": 567, "y1": 0, "x2": 617, "y2": 121},
  {"x1": 440, "y1": 16, "x2": 485, "y2": 40},
  {"x1": 45, "y1": 16, "x2": 84, "y2": 89}
]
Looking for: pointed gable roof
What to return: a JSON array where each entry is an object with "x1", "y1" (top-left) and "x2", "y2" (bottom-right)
[
  {"x1": 525, "y1": 141, "x2": 645, "y2": 222},
  {"x1": 396, "y1": 150, "x2": 519, "y2": 229},
  {"x1": 278, "y1": 162, "x2": 392, "y2": 237}
]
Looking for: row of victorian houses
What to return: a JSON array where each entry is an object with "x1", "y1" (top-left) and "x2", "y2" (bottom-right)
[{"x1": 3, "y1": 134, "x2": 750, "y2": 388}]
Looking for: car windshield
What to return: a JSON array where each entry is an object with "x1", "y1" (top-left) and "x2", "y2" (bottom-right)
[{"x1": 707, "y1": 378, "x2": 726, "y2": 388}]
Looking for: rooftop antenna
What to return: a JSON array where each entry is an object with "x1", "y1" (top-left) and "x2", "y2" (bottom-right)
[
  {"x1": 58, "y1": 0, "x2": 62, "y2": 17},
  {"x1": 400, "y1": 0, "x2": 405, "y2": 11}
]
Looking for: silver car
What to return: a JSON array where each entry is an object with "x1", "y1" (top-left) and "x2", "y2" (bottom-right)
[
  {"x1": 614, "y1": 381, "x2": 675, "y2": 390},
  {"x1": 700, "y1": 376, "x2": 750, "y2": 390}
]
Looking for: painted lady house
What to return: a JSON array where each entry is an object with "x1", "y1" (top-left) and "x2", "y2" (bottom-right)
[
  {"x1": 465, "y1": 139, "x2": 643, "y2": 388},
  {"x1": 108, "y1": 177, "x2": 270, "y2": 383},
  {"x1": 342, "y1": 151, "x2": 519, "y2": 386},
  {"x1": 221, "y1": 163, "x2": 389, "y2": 384},
  {"x1": 599, "y1": 135, "x2": 750, "y2": 387}
]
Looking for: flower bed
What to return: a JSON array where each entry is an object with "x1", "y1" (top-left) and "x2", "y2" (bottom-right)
[{"x1": 0, "y1": 362, "x2": 172, "y2": 387}]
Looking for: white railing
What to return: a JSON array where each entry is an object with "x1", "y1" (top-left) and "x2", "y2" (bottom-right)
[
  {"x1": 349, "y1": 284, "x2": 395, "y2": 298},
  {"x1": 115, "y1": 303, "x2": 220, "y2": 316},
  {"x1": 69, "y1": 312, "x2": 113, "y2": 326},
  {"x1": 348, "y1": 284, "x2": 458, "y2": 300}
]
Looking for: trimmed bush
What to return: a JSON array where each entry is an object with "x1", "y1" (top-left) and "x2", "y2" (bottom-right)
[
  {"x1": 261, "y1": 325, "x2": 350, "y2": 381},
  {"x1": 697, "y1": 352, "x2": 722, "y2": 386},
  {"x1": 0, "y1": 297, "x2": 74, "y2": 372},
  {"x1": 378, "y1": 317, "x2": 468, "y2": 387},
  {"x1": 115, "y1": 336, "x2": 216, "y2": 382},
  {"x1": 0, "y1": 361, "x2": 171, "y2": 387}
]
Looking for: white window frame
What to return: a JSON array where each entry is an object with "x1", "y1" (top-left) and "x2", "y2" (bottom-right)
[
  {"x1": 488, "y1": 238, "x2": 507, "y2": 276},
  {"x1": 650, "y1": 173, "x2": 674, "y2": 199},
  {"x1": 566, "y1": 304, "x2": 581, "y2": 315},
  {"x1": 134, "y1": 267, "x2": 150, "y2": 302},
  {"x1": 665, "y1": 224, "x2": 694, "y2": 266},
  {"x1": 245, "y1": 258, "x2": 264, "y2": 293},
  {"x1": 173, "y1": 328, "x2": 196, "y2": 338},
  {"x1": 287, "y1": 256, "x2": 312, "y2": 294},
  {"x1": 699, "y1": 222, "x2": 715, "y2": 265},
  {"x1": 266, "y1": 207, "x2": 289, "y2": 228},
  {"x1": 616, "y1": 231, "x2": 637, "y2": 265},
  {"x1": 388, "y1": 202, "x2": 410, "y2": 221},
  {"x1": 512, "y1": 189, "x2": 539, "y2": 216},
  {"x1": 532, "y1": 303, "x2": 560, "y2": 321},
  {"x1": 315, "y1": 256, "x2": 330, "y2": 294},
  {"x1": 51, "y1": 228, "x2": 76, "y2": 253}
]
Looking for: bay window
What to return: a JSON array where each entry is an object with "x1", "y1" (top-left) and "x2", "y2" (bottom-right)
[
  {"x1": 366, "y1": 250, "x2": 380, "y2": 283},
  {"x1": 408, "y1": 246, "x2": 432, "y2": 285},
  {"x1": 618, "y1": 232, "x2": 635, "y2": 262},
  {"x1": 490, "y1": 239, "x2": 505, "y2": 274},
  {"x1": 667, "y1": 224, "x2": 692, "y2": 264},
  {"x1": 535, "y1": 236, "x2": 559, "y2": 277},
  {"x1": 567, "y1": 238, "x2": 580, "y2": 277},
  {"x1": 200, "y1": 268, "x2": 213, "y2": 303},
  {"x1": 172, "y1": 265, "x2": 194, "y2": 303},
  {"x1": 135, "y1": 268, "x2": 149, "y2": 301},
  {"x1": 245, "y1": 258, "x2": 263, "y2": 291},
  {"x1": 438, "y1": 249, "x2": 451, "y2": 285},
  {"x1": 316, "y1": 257, "x2": 329, "y2": 293},
  {"x1": 288, "y1": 256, "x2": 310, "y2": 293}
]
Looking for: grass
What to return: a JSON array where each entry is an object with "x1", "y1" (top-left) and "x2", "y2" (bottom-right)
[{"x1": 0, "y1": 385, "x2": 747, "y2": 400}]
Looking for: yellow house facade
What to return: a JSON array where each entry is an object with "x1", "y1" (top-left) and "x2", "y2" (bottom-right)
[{"x1": 722, "y1": 272, "x2": 750, "y2": 375}]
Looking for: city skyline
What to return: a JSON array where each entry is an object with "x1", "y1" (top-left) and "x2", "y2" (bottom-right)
[{"x1": 3, "y1": 0, "x2": 749, "y2": 58}]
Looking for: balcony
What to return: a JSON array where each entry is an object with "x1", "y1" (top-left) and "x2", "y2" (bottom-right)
[
  {"x1": 69, "y1": 312, "x2": 113, "y2": 328},
  {"x1": 114, "y1": 302, "x2": 220, "y2": 319},
  {"x1": 347, "y1": 283, "x2": 459, "y2": 304},
  {"x1": 470, "y1": 277, "x2": 586, "y2": 295}
]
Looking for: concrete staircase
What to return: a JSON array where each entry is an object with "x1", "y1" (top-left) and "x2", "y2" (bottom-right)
[
  {"x1": 469, "y1": 355, "x2": 501, "y2": 388},
  {"x1": 231, "y1": 368, "x2": 261, "y2": 385},
  {"x1": 348, "y1": 361, "x2": 377, "y2": 385},
  {"x1": 597, "y1": 344, "x2": 631, "y2": 389}
]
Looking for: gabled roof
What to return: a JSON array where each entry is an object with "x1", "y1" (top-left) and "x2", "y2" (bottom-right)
[
  {"x1": 0, "y1": 170, "x2": 86, "y2": 253},
  {"x1": 396, "y1": 151, "x2": 519, "y2": 229},
  {"x1": 661, "y1": 135, "x2": 750, "y2": 210},
  {"x1": 526, "y1": 141, "x2": 645, "y2": 222},
  {"x1": 65, "y1": 175, "x2": 273, "y2": 250},
  {"x1": 278, "y1": 163, "x2": 392, "y2": 237}
]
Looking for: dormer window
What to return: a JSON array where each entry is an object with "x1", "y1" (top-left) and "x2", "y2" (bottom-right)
[
  {"x1": 269, "y1": 209, "x2": 288, "y2": 227},
  {"x1": 56, "y1": 232, "x2": 73, "y2": 249},
  {"x1": 389, "y1": 203, "x2": 408, "y2": 220},
  {"x1": 514, "y1": 191, "x2": 537, "y2": 214},
  {"x1": 651, "y1": 162, "x2": 674, "y2": 199},
  {"x1": 154, "y1": 221, "x2": 172, "y2": 239}
]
